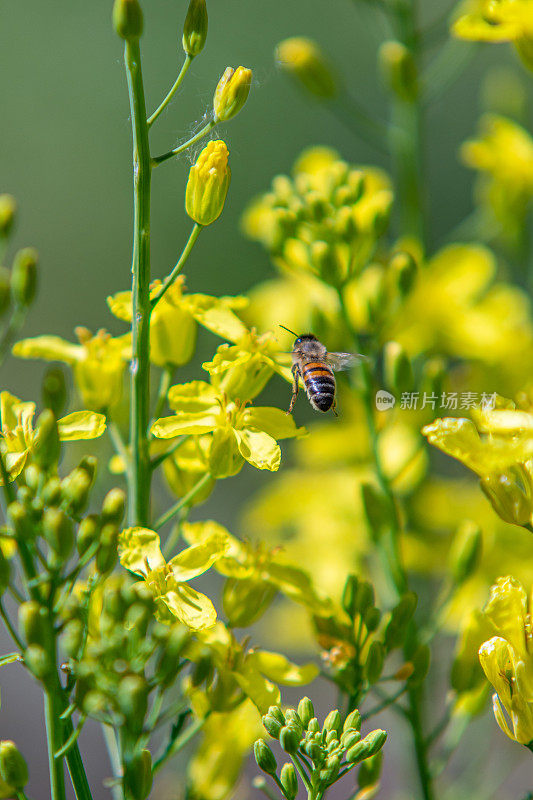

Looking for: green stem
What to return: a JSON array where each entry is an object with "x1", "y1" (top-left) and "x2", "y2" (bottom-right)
[
  {"x1": 0, "y1": 600, "x2": 23, "y2": 649},
  {"x1": 387, "y1": 0, "x2": 426, "y2": 246},
  {"x1": 153, "y1": 716, "x2": 206, "y2": 773},
  {"x1": 151, "y1": 224, "x2": 203, "y2": 310},
  {"x1": 151, "y1": 435, "x2": 188, "y2": 470},
  {"x1": 151, "y1": 366, "x2": 174, "y2": 425},
  {"x1": 64, "y1": 728, "x2": 93, "y2": 800},
  {"x1": 362, "y1": 685, "x2": 408, "y2": 720},
  {"x1": 55, "y1": 715, "x2": 86, "y2": 759},
  {"x1": 44, "y1": 690, "x2": 66, "y2": 800},
  {"x1": 101, "y1": 725, "x2": 123, "y2": 800},
  {"x1": 148, "y1": 54, "x2": 193, "y2": 127},
  {"x1": 329, "y1": 95, "x2": 389, "y2": 154},
  {"x1": 152, "y1": 120, "x2": 216, "y2": 166},
  {"x1": 157, "y1": 473, "x2": 211, "y2": 534},
  {"x1": 124, "y1": 40, "x2": 152, "y2": 527}
]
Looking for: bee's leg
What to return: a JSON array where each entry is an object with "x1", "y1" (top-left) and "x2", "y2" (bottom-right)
[
  {"x1": 287, "y1": 365, "x2": 300, "y2": 414},
  {"x1": 332, "y1": 398, "x2": 338, "y2": 417}
]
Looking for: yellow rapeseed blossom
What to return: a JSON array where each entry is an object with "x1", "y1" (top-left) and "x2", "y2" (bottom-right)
[
  {"x1": 478, "y1": 576, "x2": 533, "y2": 745},
  {"x1": 151, "y1": 380, "x2": 306, "y2": 478},
  {"x1": 118, "y1": 525, "x2": 226, "y2": 630},
  {"x1": 13, "y1": 328, "x2": 130, "y2": 411},
  {"x1": 0, "y1": 391, "x2": 106, "y2": 482},
  {"x1": 107, "y1": 275, "x2": 248, "y2": 368},
  {"x1": 461, "y1": 115, "x2": 533, "y2": 246},
  {"x1": 275, "y1": 37, "x2": 338, "y2": 99},
  {"x1": 186, "y1": 140, "x2": 231, "y2": 226},
  {"x1": 452, "y1": 0, "x2": 533, "y2": 70},
  {"x1": 213, "y1": 67, "x2": 252, "y2": 122}
]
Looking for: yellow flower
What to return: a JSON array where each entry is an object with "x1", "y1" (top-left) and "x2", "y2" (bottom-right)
[
  {"x1": 151, "y1": 380, "x2": 306, "y2": 478},
  {"x1": 186, "y1": 140, "x2": 231, "y2": 226},
  {"x1": 0, "y1": 391, "x2": 106, "y2": 482},
  {"x1": 275, "y1": 38, "x2": 338, "y2": 99},
  {"x1": 461, "y1": 115, "x2": 533, "y2": 246},
  {"x1": 452, "y1": 0, "x2": 533, "y2": 70},
  {"x1": 13, "y1": 328, "x2": 130, "y2": 411},
  {"x1": 478, "y1": 576, "x2": 533, "y2": 745},
  {"x1": 162, "y1": 435, "x2": 215, "y2": 505},
  {"x1": 108, "y1": 275, "x2": 248, "y2": 368},
  {"x1": 242, "y1": 146, "x2": 393, "y2": 287},
  {"x1": 213, "y1": 67, "x2": 252, "y2": 122},
  {"x1": 118, "y1": 525, "x2": 226, "y2": 630}
]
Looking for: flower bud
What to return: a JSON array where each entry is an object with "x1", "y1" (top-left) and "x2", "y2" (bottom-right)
[
  {"x1": 394, "y1": 662, "x2": 415, "y2": 681},
  {"x1": 0, "y1": 549, "x2": 10, "y2": 597},
  {"x1": 364, "y1": 606, "x2": 382, "y2": 632},
  {"x1": 0, "y1": 741, "x2": 28, "y2": 789},
  {"x1": 355, "y1": 580, "x2": 374, "y2": 616},
  {"x1": 0, "y1": 267, "x2": 11, "y2": 316},
  {"x1": 117, "y1": 675, "x2": 148, "y2": 733},
  {"x1": 276, "y1": 37, "x2": 337, "y2": 99},
  {"x1": 346, "y1": 729, "x2": 387, "y2": 764},
  {"x1": 343, "y1": 709, "x2": 362, "y2": 733},
  {"x1": 42, "y1": 366, "x2": 67, "y2": 418},
  {"x1": 42, "y1": 507, "x2": 74, "y2": 560},
  {"x1": 297, "y1": 697, "x2": 314, "y2": 728},
  {"x1": 384, "y1": 341, "x2": 413, "y2": 396},
  {"x1": 60, "y1": 619, "x2": 84, "y2": 658},
  {"x1": 19, "y1": 601, "x2": 49, "y2": 648},
  {"x1": 268, "y1": 705, "x2": 285, "y2": 725},
  {"x1": 307, "y1": 716, "x2": 319, "y2": 733},
  {"x1": 279, "y1": 725, "x2": 301, "y2": 754},
  {"x1": 186, "y1": 140, "x2": 231, "y2": 226},
  {"x1": 32, "y1": 410, "x2": 60, "y2": 470},
  {"x1": 409, "y1": 644, "x2": 431, "y2": 686},
  {"x1": 319, "y1": 753, "x2": 340, "y2": 784},
  {"x1": 323, "y1": 709, "x2": 342, "y2": 736},
  {"x1": 481, "y1": 470, "x2": 531, "y2": 526},
  {"x1": 254, "y1": 739, "x2": 277, "y2": 775},
  {"x1": 124, "y1": 749, "x2": 152, "y2": 800},
  {"x1": 384, "y1": 592, "x2": 417, "y2": 650},
  {"x1": 449, "y1": 520, "x2": 482, "y2": 586},
  {"x1": 390, "y1": 251, "x2": 417, "y2": 296},
  {"x1": 41, "y1": 477, "x2": 61, "y2": 507},
  {"x1": 24, "y1": 643, "x2": 52, "y2": 679},
  {"x1": 77, "y1": 515, "x2": 100, "y2": 556},
  {"x1": 341, "y1": 574, "x2": 358, "y2": 618},
  {"x1": 156, "y1": 624, "x2": 189, "y2": 686},
  {"x1": 7, "y1": 502, "x2": 32, "y2": 541},
  {"x1": 280, "y1": 763, "x2": 298, "y2": 800},
  {"x1": 213, "y1": 66, "x2": 252, "y2": 122},
  {"x1": 96, "y1": 524, "x2": 119, "y2": 575},
  {"x1": 183, "y1": 0, "x2": 207, "y2": 57},
  {"x1": 0, "y1": 195, "x2": 16, "y2": 239},
  {"x1": 364, "y1": 641, "x2": 384, "y2": 684},
  {"x1": 11, "y1": 247, "x2": 37, "y2": 307},
  {"x1": 261, "y1": 713, "x2": 282, "y2": 738},
  {"x1": 379, "y1": 41, "x2": 417, "y2": 101},
  {"x1": 341, "y1": 729, "x2": 361, "y2": 750},
  {"x1": 101, "y1": 488, "x2": 126, "y2": 524},
  {"x1": 191, "y1": 651, "x2": 214, "y2": 687},
  {"x1": 61, "y1": 468, "x2": 93, "y2": 516},
  {"x1": 113, "y1": 0, "x2": 143, "y2": 40}
]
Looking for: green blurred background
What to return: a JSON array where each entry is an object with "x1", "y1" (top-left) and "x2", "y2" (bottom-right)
[{"x1": 1, "y1": 0, "x2": 533, "y2": 797}]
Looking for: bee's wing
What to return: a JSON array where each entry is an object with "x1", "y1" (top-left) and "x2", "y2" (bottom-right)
[{"x1": 325, "y1": 352, "x2": 367, "y2": 371}]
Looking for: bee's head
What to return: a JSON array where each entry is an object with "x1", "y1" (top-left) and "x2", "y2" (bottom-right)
[{"x1": 294, "y1": 333, "x2": 317, "y2": 346}]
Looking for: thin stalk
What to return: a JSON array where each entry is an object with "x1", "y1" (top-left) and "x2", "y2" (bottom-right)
[
  {"x1": 44, "y1": 690, "x2": 66, "y2": 800},
  {"x1": 329, "y1": 96, "x2": 389, "y2": 154},
  {"x1": 124, "y1": 39, "x2": 152, "y2": 527},
  {"x1": 0, "y1": 600, "x2": 23, "y2": 649},
  {"x1": 153, "y1": 716, "x2": 206, "y2": 773},
  {"x1": 151, "y1": 366, "x2": 174, "y2": 426},
  {"x1": 148, "y1": 54, "x2": 193, "y2": 127},
  {"x1": 361, "y1": 685, "x2": 408, "y2": 720},
  {"x1": 289, "y1": 753, "x2": 312, "y2": 794},
  {"x1": 151, "y1": 435, "x2": 188, "y2": 470},
  {"x1": 101, "y1": 725, "x2": 123, "y2": 800},
  {"x1": 157, "y1": 473, "x2": 211, "y2": 534},
  {"x1": 253, "y1": 777, "x2": 285, "y2": 800},
  {"x1": 55, "y1": 715, "x2": 86, "y2": 759},
  {"x1": 64, "y1": 728, "x2": 93, "y2": 800},
  {"x1": 151, "y1": 224, "x2": 203, "y2": 310},
  {"x1": 152, "y1": 120, "x2": 216, "y2": 166},
  {"x1": 107, "y1": 420, "x2": 131, "y2": 481}
]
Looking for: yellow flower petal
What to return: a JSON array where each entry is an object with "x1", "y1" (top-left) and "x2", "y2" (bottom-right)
[
  {"x1": 167, "y1": 381, "x2": 220, "y2": 414},
  {"x1": 169, "y1": 535, "x2": 229, "y2": 582},
  {"x1": 151, "y1": 414, "x2": 219, "y2": 438},
  {"x1": 13, "y1": 335, "x2": 81, "y2": 364},
  {"x1": 249, "y1": 650, "x2": 319, "y2": 685},
  {"x1": 183, "y1": 293, "x2": 249, "y2": 342},
  {"x1": 160, "y1": 581, "x2": 217, "y2": 630},
  {"x1": 57, "y1": 411, "x2": 106, "y2": 440},
  {"x1": 242, "y1": 407, "x2": 307, "y2": 440},
  {"x1": 232, "y1": 659, "x2": 280, "y2": 713},
  {"x1": 484, "y1": 576, "x2": 528, "y2": 656},
  {"x1": 118, "y1": 527, "x2": 166, "y2": 575},
  {"x1": 234, "y1": 428, "x2": 281, "y2": 471}
]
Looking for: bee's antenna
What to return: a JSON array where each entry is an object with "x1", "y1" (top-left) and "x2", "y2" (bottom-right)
[{"x1": 279, "y1": 324, "x2": 299, "y2": 337}]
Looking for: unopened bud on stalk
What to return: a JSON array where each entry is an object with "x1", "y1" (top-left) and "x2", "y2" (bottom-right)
[
  {"x1": 96, "y1": 524, "x2": 119, "y2": 575},
  {"x1": 213, "y1": 66, "x2": 252, "y2": 122},
  {"x1": 262, "y1": 713, "x2": 283, "y2": 738},
  {"x1": 379, "y1": 41, "x2": 417, "y2": 101},
  {"x1": 394, "y1": 662, "x2": 415, "y2": 681},
  {"x1": 42, "y1": 507, "x2": 74, "y2": 559},
  {"x1": 77, "y1": 514, "x2": 100, "y2": 556},
  {"x1": 186, "y1": 140, "x2": 231, "y2": 226},
  {"x1": 11, "y1": 248, "x2": 37, "y2": 307},
  {"x1": 183, "y1": 0, "x2": 208, "y2": 57},
  {"x1": 124, "y1": 749, "x2": 153, "y2": 800},
  {"x1": 0, "y1": 741, "x2": 28, "y2": 790},
  {"x1": 343, "y1": 709, "x2": 362, "y2": 733},
  {"x1": 279, "y1": 725, "x2": 301, "y2": 754},
  {"x1": 384, "y1": 341, "x2": 413, "y2": 395},
  {"x1": 390, "y1": 250, "x2": 417, "y2": 296},
  {"x1": 0, "y1": 549, "x2": 9, "y2": 597},
  {"x1": 276, "y1": 37, "x2": 337, "y2": 99},
  {"x1": 19, "y1": 601, "x2": 48, "y2": 648},
  {"x1": 481, "y1": 469, "x2": 532, "y2": 526},
  {"x1": 342, "y1": 574, "x2": 358, "y2": 618},
  {"x1": 280, "y1": 763, "x2": 298, "y2": 800},
  {"x1": 117, "y1": 675, "x2": 148, "y2": 733},
  {"x1": 254, "y1": 739, "x2": 277, "y2": 774},
  {"x1": 113, "y1": 0, "x2": 143, "y2": 40},
  {"x1": 33, "y1": 410, "x2": 60, "y2": 470},
  {"x1": 449, "y1": 520, "x2": 482, "y2": 586},
  {"x1": 297, "y1": 697, "x2": 314, "y2": 728},
  {"x1": 42, "y1": 366, "x2": 67, "y2": 418},
  {"x1": 0, "y1": 195, "x2": 16, "y2": 239},
  {"x1": 24, "y1": 644, "x2": 52, "y2": 679},
  {"x1": 323, "y1": 709, "x2": 342, "y2": 736},
  {"x1": 346, "y1": 729, "x2": 387, "y2": 764},
  {"x1": 101, "y1": 488, "x2": 126, "y2": 524},
  {"x1": 364, "y1": 641, "x2": 384, "y2": 684}
]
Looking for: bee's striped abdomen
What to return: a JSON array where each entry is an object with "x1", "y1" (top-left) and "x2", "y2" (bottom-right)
[{"x1": 302, "y1": 361, "x2": 336, "y2": 412}]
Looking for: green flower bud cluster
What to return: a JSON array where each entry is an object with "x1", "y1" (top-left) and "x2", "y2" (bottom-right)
[
  {"x1": 255, "y1": 700, "x2": 387, "y2": 798},
  {"x1": 246, "y1": 157, "x2": 393, "y2": 287},
  {"x1": 0, "y1": 196, "x2": 38, "y2": 321},
  {"x1": 70, "y1": 574, "x2": 189, "y2": 738}
]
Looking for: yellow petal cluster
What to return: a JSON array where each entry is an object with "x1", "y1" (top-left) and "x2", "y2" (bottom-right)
[
  {"x1": 452, "y1": 0, "x2": 533, "y2": 70},
  {"x1": 186, "y1": 140, "x2": 231, "y2": 226}
]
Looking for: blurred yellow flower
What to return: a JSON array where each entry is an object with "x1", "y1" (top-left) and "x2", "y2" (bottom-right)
[
  {"x1": 275, "y1": 37, "x2": 338, "y2": 99},
  {"x1": 151, "y1": 380, "x2": 306, "y2": 478},
  {"x1": 13, "y1": 327, "x2": 130, "y2": 411},
  {"x1": 118, "y1": 525, "x2": 226, "y2": 630},
  {"x1": 478, "y1": 576, "x2": 533, "y2": 745},
  {"x1": 108, "y1": 275, "x2": 248, "y2": 368},
  {"x1": 461, "y1": 115, "x2": 533, "y2": 246},
  {"x1": 453, "y1": 0, "x2": 533, "y2": 69},
  {"x1": 0, "y1": 391, "x2": 106, "y2": 482}
]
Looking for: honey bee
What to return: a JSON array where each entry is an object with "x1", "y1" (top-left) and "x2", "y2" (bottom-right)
[{"x1": 280, "y1": 326, "x2": 365, "y2": 414}]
